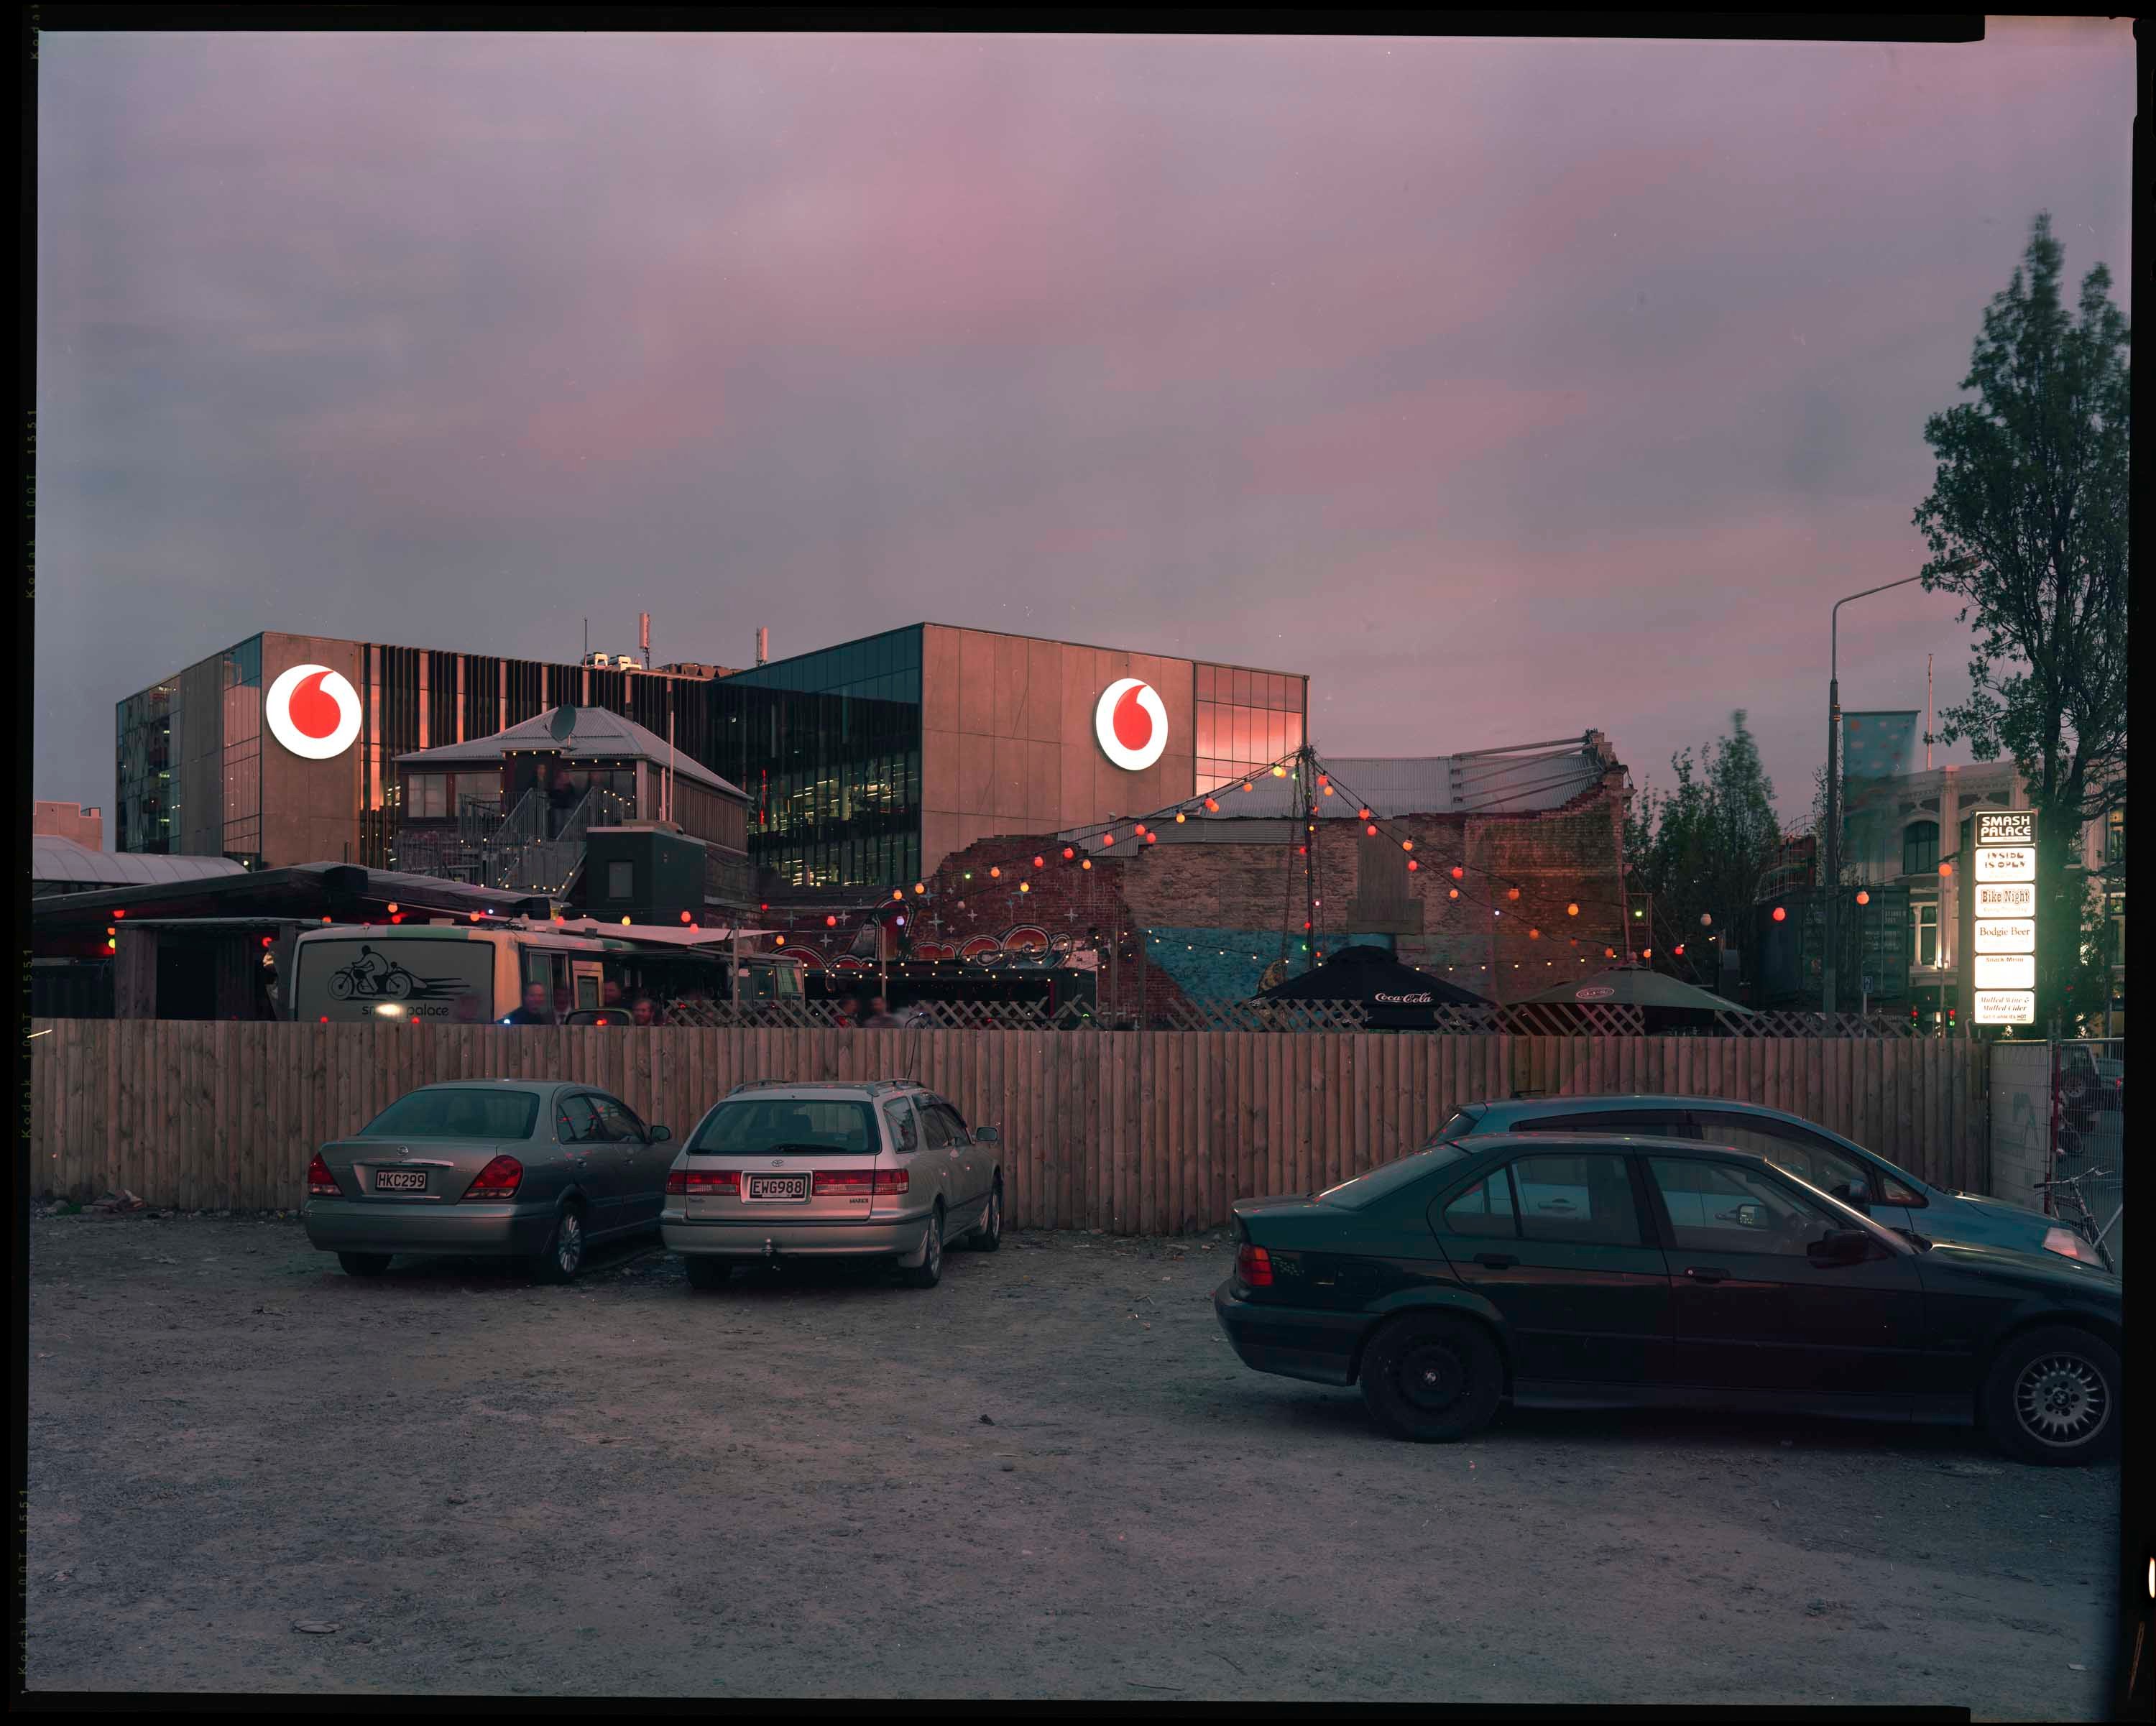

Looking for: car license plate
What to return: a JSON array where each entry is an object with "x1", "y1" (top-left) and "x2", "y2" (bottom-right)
[
  {"x1": 745, "y1": 1175, "x2": 809, "y2": 1201},
  {"x1": 373, "y1": 1169, "x2": 428, "y2": 1192}
]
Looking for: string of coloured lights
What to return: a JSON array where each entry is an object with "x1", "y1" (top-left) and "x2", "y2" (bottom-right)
[{"x1": 728, "y1": 742, "x2": 1679, "y2": 982}]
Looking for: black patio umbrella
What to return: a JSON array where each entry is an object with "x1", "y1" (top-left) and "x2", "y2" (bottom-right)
[
  {"x1": 1258, "y1": 943, "x2": 1487, "y2": 1028},
  {"x1": 1519, "y1": 968, "x2": 1749, "y2": 1013},
  {"x1": 1519, "y1": 966, "x2": 1751, "y2": 1033}
]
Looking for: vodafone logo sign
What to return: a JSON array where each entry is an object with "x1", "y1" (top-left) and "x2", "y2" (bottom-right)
[
  {"x1": 265, "y1": 664, "x2": 361, "y2": 760},
  {"x1": 1095, "y1": 678, "x2": 1168, "y2": 772}
]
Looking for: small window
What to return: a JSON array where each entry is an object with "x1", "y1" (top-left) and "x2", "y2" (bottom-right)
[
  {"x1": 1879, "y1": 1171, "x2": 1927, "y2": 1207},
  {"x1": 1440, "y1": 1171, "x2": 1518, "y2": 1238},
  {"x1": 1902, "y1": 821, "x2": 1940, "y2": 877},
  {"x1": 883, "y1": 1100, "x2": 919, "y2": 1153},
  {"x1": 556, "y1": 1094, "x2": 604, "y2": 1143},
  {"x1": 918, "y1": 1105, "x2": 957, "y2": 1150},
  {"x1": 1910, "y1": 903, "x2": 1938, "y2": 968},
  {"x1": 1511, "y1": 1153, "x2": 1643, "y2": 1246},
  {"x1": 607, "y1": 860, "x2": 635, "y2": 901}
]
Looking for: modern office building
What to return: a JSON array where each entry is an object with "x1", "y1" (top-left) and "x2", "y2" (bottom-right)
[{"x1": 114, "y1": 623, "x2": 1307, "y2": 893}]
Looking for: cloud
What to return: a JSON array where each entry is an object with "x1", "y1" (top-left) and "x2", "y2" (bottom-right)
[{"x1": 34, "y1": 25, "x2": 2134, "y2": 828}]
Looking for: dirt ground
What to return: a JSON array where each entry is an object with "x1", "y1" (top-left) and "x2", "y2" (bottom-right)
[{"x1": 23, "y1": 1209, "x2": 2122, "y2": 1710}]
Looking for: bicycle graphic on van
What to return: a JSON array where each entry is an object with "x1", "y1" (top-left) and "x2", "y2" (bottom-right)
[{"x1": 326, "y1": 946, "x2": 422, "y2": 1002}]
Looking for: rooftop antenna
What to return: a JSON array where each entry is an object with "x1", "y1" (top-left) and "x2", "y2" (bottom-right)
[
  {"x1": 757, "y1": 627, "x2": 770, "y2": 666},
  {"x1": 640, "y1": 612, "x2": 651, "y2": 665},
  {"x1": 584, "y1": 617, "x2": 589, "y2": 660},
  {"x1": 1925, "y1": 654, "x2": 1934, "y2": 770}
]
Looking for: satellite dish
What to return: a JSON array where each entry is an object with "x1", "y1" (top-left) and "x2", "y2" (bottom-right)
[{"x1": 548, "y1": 705, "x2": 577, "y2": 742}]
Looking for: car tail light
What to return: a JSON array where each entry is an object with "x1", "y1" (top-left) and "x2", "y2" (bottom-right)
[
  {"x1": 307, "y1": 1153, "x2": 341, "y2": 1198},
  {"x1": 669, "y1": 1168, "x2": 738, "y2": 1197},
  {"x1": 464, "y1": 1155, "x2": 523, "y2": 1200},
  {"x1": 1235, "y1": 1243, "x2": 1273, "y2": 1287},
  {"x1": 813, "y1": 1169, "x2": 874, "y2": 1192},
  {"x1": 2042, "y1": 1227, "x2": 2103, "y2": 1266},
  {"x1": 872, "y1": 1168, "x2": 908, "y2": 1196}
]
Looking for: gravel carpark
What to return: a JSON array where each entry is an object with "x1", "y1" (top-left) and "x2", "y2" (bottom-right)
[{"x1": 24, "y1": 1208, "x2": 2121, "y2": 1712}]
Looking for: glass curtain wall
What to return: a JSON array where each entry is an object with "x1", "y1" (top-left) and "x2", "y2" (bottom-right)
[
  {"x1": 219, "y1": 635, "x2": 263, "y2": 868},
  {"x1": 1195, "y1": 663, "x2": 1307, "y2": 793},
  {"x1": 711, "y1": 627, "x2": 923, "y2": 887},
  {"x1": 116, "y1": 680, "x2": 178, "y2": 854}
]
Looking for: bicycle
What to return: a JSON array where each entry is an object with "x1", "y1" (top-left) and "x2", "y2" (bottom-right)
[{"x1": 2031, "y1": 1166, "x2": 2122, "y2": 1274}]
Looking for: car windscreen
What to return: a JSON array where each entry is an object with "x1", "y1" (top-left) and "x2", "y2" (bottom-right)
[
  {"x1": 1423, "y1": 1107, "x2": 1483, "y2": 1148},
  {"x1": 356, "y1": 1089, "x2": 540, "y2": 1140},
  {"x1": 1316, "y1": 1143, "x2": 1474, "y2": 1209},
  {"x1": 688, "y1": 1098, "x2": 880, "y2": 1157}
]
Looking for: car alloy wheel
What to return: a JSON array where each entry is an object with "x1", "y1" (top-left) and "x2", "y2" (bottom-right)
[
  {"x1": 2014, "y1": 1351, "x2": 2109, "y2": 1449},
  {"x1": 532, "y1": 1206, "x2": 586, "y2": 1283},
  {"x1": 1983, "y1": 1324, "x2": 2120, "y2": 1465},
  {"x1": 974, "y1": 1186, "x2": 1002, "y2": 1250}
]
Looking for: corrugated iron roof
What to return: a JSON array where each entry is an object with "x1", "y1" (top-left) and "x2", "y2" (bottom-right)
[
  {"x1": 32, "y1": 836, "x2": 250, "y2": 888},
  {"x1": 1056, "y1": 738, "x2": 1613, "y2": 848}
]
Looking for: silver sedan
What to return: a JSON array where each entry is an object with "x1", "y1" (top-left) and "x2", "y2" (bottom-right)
[{"x1": 301, "y1": 1079, "x2": 678, "y2": 1281}]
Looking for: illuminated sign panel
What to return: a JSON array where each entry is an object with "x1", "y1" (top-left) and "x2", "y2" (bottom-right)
[
  {"x1": 1970, "y1": 810, "x2": 2037, "y2": 1025},
  {"x1": 1973, "y1": 845, "x2": 2036, "y2": 882},
  {"x1": 1094, "y1": 678, "x2": 1168, "y2": 772},
  {"x1": 1974, "y1": 811, "x2": 2035, "y2": 846},
  {"x1": 1972, "y1": 954, "x2": 2035, "y2": 990},
  {"x1": 1973, "y1": 918, "x2": 2036, "y2": 954},
  {"x1": 1973, "y1": 989, "x2": 2035, "y2": 1025}
]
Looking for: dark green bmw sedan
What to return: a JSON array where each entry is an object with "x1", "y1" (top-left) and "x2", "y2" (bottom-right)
[{"x1": 1213, "y1": 1134, "x2": 2122, "y2": 1466}]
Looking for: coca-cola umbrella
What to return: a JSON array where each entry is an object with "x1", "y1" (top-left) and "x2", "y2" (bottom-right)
[{"x1": 1258, "y1": 943, "x2": 1487, "y2": 1027}]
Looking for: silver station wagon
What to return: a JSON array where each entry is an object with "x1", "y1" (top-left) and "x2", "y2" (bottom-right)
[
  {"x1": 661, "y1": 1079, "x2": 1003, "y2": 1290},
  {"x1": 303, "y1": 1079, "x2": 677, "y2": 1281}
]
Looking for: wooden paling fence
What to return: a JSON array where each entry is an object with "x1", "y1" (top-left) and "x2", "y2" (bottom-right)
[{"x1": 26, "y1": 1019, "x2": 1991, "y2": 1232}]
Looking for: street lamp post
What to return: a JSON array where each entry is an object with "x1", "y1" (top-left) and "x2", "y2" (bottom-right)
[{"x1": 1823, "y1": 558, "x2": 1977, "y2": 1016}]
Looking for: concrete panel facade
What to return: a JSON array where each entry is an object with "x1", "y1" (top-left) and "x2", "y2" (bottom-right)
[
  {"x1": 257, "y1": 632, "x2": 368, "y2": 866},
  {"x1": 918, "y1": 624, "x2": 1256, "y2": 877}
]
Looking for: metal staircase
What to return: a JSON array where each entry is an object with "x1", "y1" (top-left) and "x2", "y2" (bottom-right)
[{"x1": 395, "y1": 785, "x2": 635, "y2": 896}]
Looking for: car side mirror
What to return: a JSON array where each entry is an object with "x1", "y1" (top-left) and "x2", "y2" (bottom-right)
[
  {"x1": 970, "y1": 1125, "x2": 1001, "y2": 1146},
  {"x1": 1809, "y1": 1228, "x2": 1872, "y2": 1267},
  {"x1": 650, "y1": 1125, "x2": 672, "y2": 1143}
]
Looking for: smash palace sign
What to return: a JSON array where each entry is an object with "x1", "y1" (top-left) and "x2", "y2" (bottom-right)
[
  {"x1": 265, "y1": 663, "x2": 362, "y2": 760},
  {"x1": 1095, "y1": 678, "x2": 1168, "y2": 771},
  {"x1": 1969, "y1": 810, "x2": 2037, "y2": 1025}
]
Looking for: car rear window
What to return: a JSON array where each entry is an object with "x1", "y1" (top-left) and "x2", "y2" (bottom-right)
[
  {"x1": 689, "y1": 1098, "x2": 880, "y2": 1157},
  {"x1": 1424, "y1": 1107, "x2": 1483, "y2": 1147},
  {"x1": 356, "y1": 1088, "x2": 540, "y2": 1140},
  {"x1": 1316, "y1": 1143, "x2": 1474, "y2": 1209}
]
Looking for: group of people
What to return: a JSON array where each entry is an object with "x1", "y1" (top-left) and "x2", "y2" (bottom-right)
[
  {"x1": 499, "y1": 979, "x2": 668, "y2": 1026},
  {"x1": 484, "y1": 977, "x2": 923, "y2": 1029},
  {"x1": 835, "y1": 992, "x2": 923, "y2": 1028}
]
